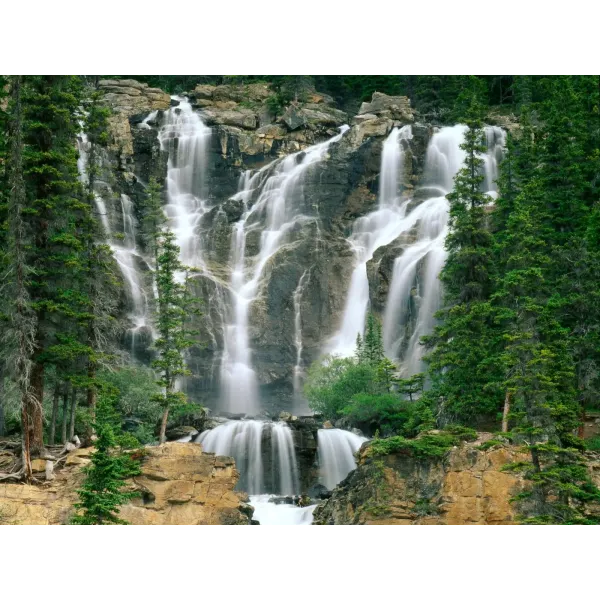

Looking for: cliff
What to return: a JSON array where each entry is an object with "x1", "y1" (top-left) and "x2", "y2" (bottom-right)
[
  {"x1": 312, "y1": 435, "x2": 600, "y2": 525},
  {"x1": 0, "y1": 443, "x2": 252, "y2": 525}
]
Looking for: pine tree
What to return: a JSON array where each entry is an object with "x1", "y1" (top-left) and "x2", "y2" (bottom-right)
[
  {"x1": 20, "y1": 75, "x2": 85, "y2": 455},
  {"x1": 356, "y1": 312, "x2": 384, "y2": 366},
  {"x1": 0, "y1": 76, "x2": 37, "y2": 479},
  {"x1": 152, "y1": 230, "x2": 200, "y2": 443},
  {"x1": 71, "y1": 391, "x2": 140, "y2": 524},
  {"x1": 424, "y1": 103, "x2": 503, "y2": 424}
]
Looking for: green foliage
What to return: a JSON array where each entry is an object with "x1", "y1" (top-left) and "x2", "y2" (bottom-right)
[
  {"x1": 71, "y1": 392, "x2": 141, "y2": 524},
  {"x1": 305, "y1": 356, "x2": 376, "y2": 420},
  {"x1": 341, "y1": 393, "x2": 414, "y2": 437},
  {"x1": 585, "y1": 436, "x2": 600, "y2": 452},
  {"x1": 367, "y1": 429, "x2": 472, "y2": 459}
]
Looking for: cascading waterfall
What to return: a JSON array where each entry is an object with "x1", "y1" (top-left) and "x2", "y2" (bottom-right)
[
  {"x1": 158, "y1": 96, "x2": 211, "y2": 271},
  {"x1": 271, "y1": 422, "x2": 300, "y2": 496},
  {"x1": 293, "y1": 269, "x2": 311, "y2": 415},
  {"x1": 326, "y1": 126, "x2": 413, "y2": 356},
  {"x1": 220, "y1": 126, "x2": 349, "y2": 415},
  {"x1": 196, "y1": 420, "x2": 300, "y2": 496},
  {"x1": 197, "y1": 420, "x2": 265, "y2": 494},
  {"x1": 383, "y1": 125, "x2": 505, "y2": 373},
  {"x1": 317, "y1": 429, "x2": 368, "y2": 490},
  {"x1": 76, "y1": 129, "x2": 151, "y2": 355}
]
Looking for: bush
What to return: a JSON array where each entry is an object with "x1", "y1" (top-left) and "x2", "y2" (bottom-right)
[
  {"x1": 341, "y1": 393, "x2": 414, "y2": 436},
  {"x1": 304, "y1": 356, "x2": 377, "y2": 420}
]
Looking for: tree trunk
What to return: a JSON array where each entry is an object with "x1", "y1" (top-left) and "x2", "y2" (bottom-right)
[
  {"x1": 578, "y1": 405, "x2": 586, "y2": 439},
  {"x1": 159, "y1": 407, "x2": 170, "y2": 444},
  {"x1": 29, "y1": 359, "x2": 45, "y2": 456},
  {"x1": 61, "y1": 382, "x2": 69, "y2": 444},
  {"x1": 502, "y1": 391, "x2": 511, "y2": 433},
  {"x1": 0, "y1": 396, "x2": 5, "y2": 437},
  {"x1": 69, "y1": 386, "x2": 77, "y2": 441},
  {"x1": 49, "y1": 382, "x2": 60, "y2": 445},
  {"x1": 87, "y1": 361, "x2": 96, "y2": 430},
  {"x1": 21, "y1": 392, "x2": 32, "y2": 481}
]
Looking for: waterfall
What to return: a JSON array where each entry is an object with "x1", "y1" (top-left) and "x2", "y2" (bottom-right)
[
  {"x1": 76, "y1": 128, "x2": 152, "y2": 356},
  {"x1": 197, "y1": 420, "x2": 265, "y2": 494},
  {"x1": 158, "y1": 96, "x2": 211, "y2": 271},
  {"x1": 219, "y1": 126, "x2": 349, "y2": 415},
  {"x1": 293, "y1": 269, "x2": 311, "y2": 414},
  {"x1": 249, "y1": 496, "x2": 316, "y2": 525},
  {"x1": 197, "y1": 420, "x2": 300, "y2": 496},
  {"x1": 271, "y1": 422, "x2": 300, "y2": 496},
  {"x1": 317, "y1": 429, "x2": 368, "y2": 490},
  {"x1": 382, "y1": 125, "x2": 505, "y2": 373},
  {"x1": 326, "y1": 126, "x2": 413, "y2": 357}
]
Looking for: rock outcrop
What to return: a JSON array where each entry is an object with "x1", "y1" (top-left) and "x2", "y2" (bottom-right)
[
  {"x1": 99, "y1": 79, "x2": 171, "y2": 156},
  {"x1": 312, "y1": 435, "x2": 600, "y2": 525},
  {"x1": 0, "y1": 443, "x2": 252, "y2": 525}
]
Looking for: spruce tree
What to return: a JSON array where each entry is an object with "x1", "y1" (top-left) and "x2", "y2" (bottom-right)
[
  {"x1": 0, "y1": 76, "x2": 37, "y2": 479},
  {"x1": 71, "y1": 391, "x2": 140, "y2": 525},
  {"x1": 424, "y1": 103, "x2": 503, "y2": 424},
  {"x1": 152, "y1": 230, "x2": 200, "y2": 443}
]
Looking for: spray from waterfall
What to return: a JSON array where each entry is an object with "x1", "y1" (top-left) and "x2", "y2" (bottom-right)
[
  {"x1": 326, "y1": 125, "x2": 413, "y2": 356},
  {"x1": 317, "y1": 429, "x2": 368, "y2": 490},
  {"x1": 219, "y1": 126, "x2": 349, "y2": 415},
  {"x1": 76, "y1": 128, "x2": 152, "y2": 357},
  {"x1": 293, "y1": 269, "x2": 311, "y2": 415},
  {"x1": 383, "y1": 125, "x2": 505, "y2": 374}
]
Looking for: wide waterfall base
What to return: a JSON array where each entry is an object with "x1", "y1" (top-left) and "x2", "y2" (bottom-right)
[{"x1": 249, "y1": 495, "x2": 317, "y2": 525}]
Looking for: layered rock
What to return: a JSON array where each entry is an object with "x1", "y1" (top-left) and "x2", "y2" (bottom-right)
[
  {"x1": 98, "y1": 79, "x2": 171, "y2": 156},
  {"x1": 313, "y1": 436, "x2": 600, "y2": 525},
  {"x1": 0, "y1": 443, "x2": 252, "y2": 525}
]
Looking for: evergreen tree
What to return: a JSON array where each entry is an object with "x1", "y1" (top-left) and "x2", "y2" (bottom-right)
[
  {"x1": 424, "y1": 103, "x2": 503, "y2": 424},
  {"x1": 71, "y1": 391, "x2": 140, "y2": 524},
  {"x1": 356, "y1": 312, "x2": 384, "y2": 366},
  {"x1": 0, "y1": 76, "x2": 37, "y2": 479},
  {"x1": 20, "y1": 75, "x2": 85, "y2": 455},
  {"x1": 152, "y1": 230, "x2": 200, "y2": 443}
]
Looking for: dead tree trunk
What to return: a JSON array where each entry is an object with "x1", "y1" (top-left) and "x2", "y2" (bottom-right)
[
  {"x1": 502, "y1": 391, "x2": 511, "y2": 433},
  {"x1": 69, "y1": 386, "x2": 77, "y2": 441},
  {"x1": 49, "y1": 381, "x2": 60, "y2": 445},
  {"x1": 61, "y1": 382, "x2": 69, "y2": 444},
  {"x1": 159, "y1": 407, "x2": 169, "y2": 445}
]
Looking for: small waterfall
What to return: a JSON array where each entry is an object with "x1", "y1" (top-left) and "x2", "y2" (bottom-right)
[
  {"x1": 158, "y1": 96, "x2": 211, "y2": 271},
  {"x1": 271, "y1": 422, "x2": 300, "y2": 496},
  {"x1": 326, "y1": 126, "x2": 413, "y2": 356},
  {"x1": 197, "y1": 420, "x2": 265, "y2": 494},
  {"x1": 220, "y1": 126, "x2": 349, "y2": 415},
  {"x1": 197, "y1": 420, "x2": 300, "y2": 496},
  {"x1": 383, "y1": 124, "x2": 505, "y2": 374},
  {"x1": 293, "y1": 269, "x2": 311, "y2": 414},
  {"x1": 76, "y1": 129, "x2": 152, "y2": 355},
  {"x1": 317, "y1": 429, "x2": 368, "y2": 490}
]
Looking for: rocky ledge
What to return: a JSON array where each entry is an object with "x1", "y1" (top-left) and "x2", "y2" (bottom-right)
[
  {"x1": 0, "y1": 442, "x2": 252, "y2": 525},
  {"x1": 312, "y1": 434, "x2": 600, "y2": 525}
]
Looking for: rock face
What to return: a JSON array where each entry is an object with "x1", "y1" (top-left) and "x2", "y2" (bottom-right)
[
  {"x1": 94, "y1": 80, "x2": 436, "y2": 414},
  {"x1": 0, "y1": 443, "x2": 252, "y2": 525},
  {"x1": 312, "y1": 437, "x2": 600, "y2": 525},
  {"x1": 98, "y1": 79, "x2": 171, "y2": 156}
]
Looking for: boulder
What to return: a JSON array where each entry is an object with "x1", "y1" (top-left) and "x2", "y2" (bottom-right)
[{"x1": 358, "y1": 92, "x2": 414, "y2": 122}]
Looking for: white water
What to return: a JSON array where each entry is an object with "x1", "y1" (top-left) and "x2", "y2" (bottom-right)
[
  {"x1": 249, "y1": 495, "x2": 316, "y2": 525},
  {"x1": 293, "y1": 269, "x2": 312, "y2": 414},
  {"x1": 158, "y1": 97, "x2": 211, "y2": 272},
  {"x1": 326, "y1": 126, "x2": 413, "y2": 356},
  {"x1": 220, "y1": 126, "x2": 349, "y2": 415},
  {"x1": 383, "y1": 125, "x2": 505, "y2": 373},
  {"x1": 76, "y1": 129, "x2": 151, "y2": 353},
  {"x1": 317, "y1": 429, "x2": 368, "y2": 490},
  {"x1": 197, "y1": 420, "x2": 300, "y2": 496}
]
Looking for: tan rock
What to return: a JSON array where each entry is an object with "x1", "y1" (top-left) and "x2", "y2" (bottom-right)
[{"x1": 0, "y1": 442, "x2": 251, "y2": 525}]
